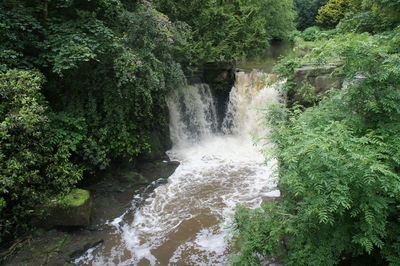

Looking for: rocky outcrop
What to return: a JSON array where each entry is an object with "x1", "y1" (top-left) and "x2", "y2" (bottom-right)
[
  {"x1": 294, "y1": 65, "x2": 341, "y2": 93},
  {"x1": 40, "y1": 189, "x2": 92, "y2": 228},
  {"x1": 202, "y1": 62, "x2": 235, "y2": 130},
  {"x1": 202, "y1": 62, "x2": 235, "y2": 90},
  {"x1": 4, "y1": 230, "x2": 103, "y2": 266}
]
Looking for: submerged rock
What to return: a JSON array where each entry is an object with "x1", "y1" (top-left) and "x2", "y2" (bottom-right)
[{"x1": 40, "y1": 189, "x2": 92, "y2": 228}]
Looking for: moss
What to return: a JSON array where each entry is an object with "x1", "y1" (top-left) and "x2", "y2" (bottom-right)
[{"x1": 52, "y1": 189, "x2": 90, "y2": 207}]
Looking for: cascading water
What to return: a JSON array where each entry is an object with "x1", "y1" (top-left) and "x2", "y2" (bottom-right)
[
  {"x1": 75, "y1": 70, "x2": 281, "y2": 266},
  {"x1": 222, "y1": 71, "x2": 278, "y2": 138},
  {"x1": 166, "y1": 83, "x2": 218, "y2": 146}
]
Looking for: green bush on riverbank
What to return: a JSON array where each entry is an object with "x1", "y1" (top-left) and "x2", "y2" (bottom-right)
[{"x1": 233, "y1": 2, "x2": 400, "y2": 265}]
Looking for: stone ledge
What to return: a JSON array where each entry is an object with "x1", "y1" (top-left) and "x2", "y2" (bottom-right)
[{"x1": 39, "y1": 189, "x2": 92, "y2": 228}]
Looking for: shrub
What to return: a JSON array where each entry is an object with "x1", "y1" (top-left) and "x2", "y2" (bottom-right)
[
  {"x1": 233, "y1": 31, "x2": 400, "y2": 265},
  {"x1": 316, "y1": 0, "x2": 359, "y2": 28},
  {"x1": 0, "y1": 70, "x2": 82, "y2": 242}
]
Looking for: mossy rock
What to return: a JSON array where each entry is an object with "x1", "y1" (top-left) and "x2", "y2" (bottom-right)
[
  {"x1": 54, "y1": 189, "x2": 90, "y2": 207},
  {"x1": 39, "y1": 189, "x2": 92, "y2": 228}
]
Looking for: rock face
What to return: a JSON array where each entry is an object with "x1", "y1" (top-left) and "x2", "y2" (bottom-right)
[
  {"x1": 294, "y1": 65, "x2": 341, "y2": 93},
  {"x1": 4, "y1": 230, "x2": 103, "y2": 266},
  {"x1": 141, "y1": 127, "x2": 173, "y2": 161},
  {"x1": 41, "y1": 189, "x2": 92, "y2": 228},
  {"x1": 203, "y1": 61, "x2": 235, "y2": 89},
  {"x1": 202, "y1": 62, "x2": 235, "y2": 130}
]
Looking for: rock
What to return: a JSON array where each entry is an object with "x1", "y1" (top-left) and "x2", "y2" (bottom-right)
[
  {"x1": 121, "y1": 171, "x2": 148, "y2": 185},
  {"x1": 40, "y1": 189, "x2": 92, "y2": 228},
  {"x1": 141, "y1": 130, "x2": 171, "y2": 161},
  {"x1": 4, "y1": 230, "x2": 104, "y2": 266},
  {"x1": 136, "y1": 160, "x2": 180, "y2": 181},
  {"x1": 215, "y1": 70, "x2": 228, "y2": 82},
  {"x1": 202, "y1": 61, "x2": 235, "y2": 92},
  {"x1": 67, "y1": 237, "x2": 103, "y2": 260},
  {"x1": 294, "y1": 65, "x2": 342, "y2": 93},
  {"x1": 315, "y1": 75, "x2": 340, "y2": 92}
]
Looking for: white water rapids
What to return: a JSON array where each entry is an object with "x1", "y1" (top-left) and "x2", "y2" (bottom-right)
[{"x1": 75, "y1": 71, "x2": 281, "y2": 265}]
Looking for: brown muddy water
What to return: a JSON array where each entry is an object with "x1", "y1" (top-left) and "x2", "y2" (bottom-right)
[{"x1": 74, "y1": 70, "x2": 283, "y2": 265}]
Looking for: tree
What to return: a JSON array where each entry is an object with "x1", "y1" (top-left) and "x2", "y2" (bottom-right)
[
  {"x1": 338, "y1": 0, "x2": 400, "y2": 33},
  {"x1": 294, "y1": 0, "x2": 327, "y2": 30},
  {"x1": 316, "y1": 0, "x2": 358, "y2": 28},
  {"x1": 0, "y1": 0, "x2": 187, "y2": 243},
  {"x1": 155, "y1": 0, "x2": 295, "y2": 63},
  {"x1": 0, "y1": 70, "x2": 82, "y2": 242}
]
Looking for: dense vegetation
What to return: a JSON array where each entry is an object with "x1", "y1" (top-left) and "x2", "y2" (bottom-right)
[
  {"x1": 0, "y1": 0, "x2": 187, "y2": 243},
  {"x1": 6, "y1": 0, "x2": 399, "y2": 264},
  {"x1": 233, "y1": 1, "x2": 400, "y2": 265},
  {"x1": 0, "y1": 0, "x2": 295, "y2": 247},
  {"x1": 155, "y1": 0, "x2": 295, "y2": 63},
  {"x1": 294, "y1": 0, "x2": 327, "y2": 30}
]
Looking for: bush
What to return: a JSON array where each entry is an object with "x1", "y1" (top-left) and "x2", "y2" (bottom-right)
[
  {"x1": 316, "y1": 0, "x2": 359, "y2": 29},
  {"x1": 0, "y1": 70, "x2": 82, "y2": 242},
  {"x1": 233, "y1": 31, "x2": 400, "y2": 265}
]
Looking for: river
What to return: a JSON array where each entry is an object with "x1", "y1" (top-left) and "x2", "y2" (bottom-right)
[{"x1": 75, "y1": 56, "x2": 286, "y2": 265}]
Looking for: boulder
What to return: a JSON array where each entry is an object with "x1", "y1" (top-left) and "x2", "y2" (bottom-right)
[{"x1": 40, "y1": 189, "x2": 92, "y2": 228}]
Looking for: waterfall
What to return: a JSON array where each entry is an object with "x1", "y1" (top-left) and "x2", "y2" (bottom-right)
[
  {"x1": 222, "y1": 71, "x2": 279, "y2": 137},
  {"x1": 75, "y1": 70, "x2": 281, "y2": 266},
  {"x1": 168, "y1": 70, "x2": 279, "y2": 143},
  {"x1": 166, "y1": 83, "x2": 218, "y2": 147}
]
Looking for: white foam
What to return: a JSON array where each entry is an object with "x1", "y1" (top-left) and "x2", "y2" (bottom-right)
[{"x1": 75, "y1": 71, "x2": 281, "y2": 265}]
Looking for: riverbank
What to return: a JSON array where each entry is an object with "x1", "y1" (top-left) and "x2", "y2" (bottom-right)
[{"x1": 2, "y1": 159, "x2": 179, "y2": 266}]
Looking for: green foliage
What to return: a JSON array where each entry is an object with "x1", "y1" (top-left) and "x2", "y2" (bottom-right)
[
  {"x1": 155, "y1": 0, "x2": 295, "y2": 63},
  {"x1": 50, "y1": 189, "x2": 90, "y2": 207},
  {"x1": 234, "y1": 31, "x2": 400, "y2": 265},
  {"x1": 232, "y1": 203, "x2": 288, "y2": 265},
  {"x1": 294, "y1": 0, "x2": 328, "y2": 30},
  {"x1": 0, "y1": 70, "x2": 82, "y2": 243},
  {"x1": 296, "y1": 26, "x2": 337, "y2": 41},
  {"x1": 316, "y1": 0, "x2": 359, "y2": 28},
  {"x1": 0, "y1": 0, "x2": 188, "y2": 244},
  {"x1": 338, "y1": 0, "x2": 400, "y2": 33},
  {"x1": 41, "y1": 17, "x2": 116, "y2": 76},
  {"x1": 0, "y1": 4, "x2": 42, "y2": 70},
  {"x1": 273, "y1": 57, "x2": 302, "y2": 103},
  {"x1": 314, "y1": 0, "x2": 400, "y2": 33}
]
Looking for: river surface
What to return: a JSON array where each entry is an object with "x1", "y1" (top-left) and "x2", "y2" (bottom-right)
[{"x1": 75, "y1": 68, "x2": 283, "y2": 265}]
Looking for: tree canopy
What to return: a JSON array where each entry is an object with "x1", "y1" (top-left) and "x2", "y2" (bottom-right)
[
  {"x1": 294, "y1": 0, "x2": 327, "y2": 30},
  {"x1": 155, "y1": 0, "x2": 295, "y2": 63}
]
